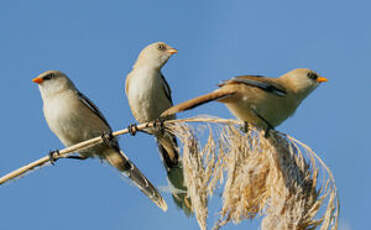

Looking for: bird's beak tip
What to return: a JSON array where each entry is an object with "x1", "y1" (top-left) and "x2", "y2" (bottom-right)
[
  {"x1": 167, "y1": 48, "x2": 178, "y2": 54},
  {"x1": 32, "y1": 77, "x2": 43, "y2": 84},
  {"x1": 316, "y1": 77, "x2": 328, "y2": 83}
]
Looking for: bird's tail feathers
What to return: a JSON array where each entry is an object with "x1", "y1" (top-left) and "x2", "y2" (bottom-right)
[
  {"x1": 166, "y1": 161, "x2": 193, "y2": 216},
  {"x1": 160, "y1": 90, "x2": 236, "y2": 117},
  {"x1": 104, "y1": 149, "x2": 168, "y2": 212},
  {"x1": 155, "y1": 131, "x2": 193, "y2": 215},
  {"x1": 156, "y1": 132, "x2": 180, "y2": 171}
]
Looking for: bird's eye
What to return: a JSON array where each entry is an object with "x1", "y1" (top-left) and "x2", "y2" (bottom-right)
[
  {"x1": 43, "y1": 73, "x2": 55, "y2": 81},
  {"x1": 307, "y1": 72, "x2": 318, "y2": 81},
  {"x1": 158, "y1": 44, "x2": 165, "y2": 50}
]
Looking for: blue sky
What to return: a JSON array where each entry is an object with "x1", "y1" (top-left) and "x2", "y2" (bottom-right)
[{"x1": 0, "y1": 0, "x2": 369, "y2": 229}]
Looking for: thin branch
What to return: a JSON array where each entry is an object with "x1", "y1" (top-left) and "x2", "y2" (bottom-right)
[{"x1": 0, "y1": 117, "x2": 241, "y2": 185}]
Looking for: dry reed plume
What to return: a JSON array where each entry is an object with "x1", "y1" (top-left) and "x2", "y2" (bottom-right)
[
  {"x1": 166, "y1": 116, "x2": 339, "y2": 230},
  {"x1": 0, "y1": 116, "x2": 339, "y2": 230}
]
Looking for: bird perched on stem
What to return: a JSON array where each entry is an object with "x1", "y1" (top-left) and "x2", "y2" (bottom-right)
[
  {"x1": 161, "y1": 68, "x2": 328, "y2": 135},
  {"x1": 125, "y1": 42, "x2": 192, "y2": 215},
  {"x1": 33, "y1": 70, "x2": 167, "y2": 211}
]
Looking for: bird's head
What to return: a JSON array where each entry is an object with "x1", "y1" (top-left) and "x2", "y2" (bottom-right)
[
  {"x1": 282, "y1": 68, "x2": 328, "y2": 98},
  {"x1": 32, "y1": 70, "x2": 75, "y2": 98},
  {"x1": 134, "y1": 42, "x2": 177, "y2": 70}
]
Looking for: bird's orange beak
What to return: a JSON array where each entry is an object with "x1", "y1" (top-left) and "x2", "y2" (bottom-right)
[
  {"x1": 167, "y1": 48, "x2": 178, "y2": 54},
  {"x1": 316, "y1": 77, "x2": 328, "y2": 83},
  {"x1": 32, "y1": 77, "x2": 44, "y2": 84}
]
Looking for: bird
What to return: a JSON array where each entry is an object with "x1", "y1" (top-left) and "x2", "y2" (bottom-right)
[
  {"x1": 125, "y1": 42, "x2": 192, "y2": 215},
  {"x1": 161, "y1": 68, "x2": 328, "y2": 134},
  {"x1": 33, "y1": 70, "x2": 167, "y2": 212}
]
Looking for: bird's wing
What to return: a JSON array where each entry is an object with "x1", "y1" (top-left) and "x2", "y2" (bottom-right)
[
  {"x1": 160, "y1": 73, "x2": 173, "y2": 105},
  {"x1": 76, "y1": 91, "x2": 112, "y2": 129},
  {"x1": 222, "y1": 75, "x2": 287, "y2": 97},
  {"x1": 76, "y1": 91, "x2": 122, "y2": 150}
]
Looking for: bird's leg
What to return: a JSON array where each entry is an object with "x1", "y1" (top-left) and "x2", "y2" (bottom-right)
[
  {"x1": 48, "y1": 150, "x2": 60, "y2": 165},
  {"x1": 251, "y1": 108, "x2": 274, "y2": 138},
  {"x1": 264, "y1": 125, "x2": 274, "y2": 138},
  {"x1": 153, "y1": 118, "x2": 165, "y2": 135},
  {"x1": 240, "y1": 121, "x2": 249, "y2": 133},
  {"x1": 64, "y1": 155, "x2": 88, "y2": 160},
  {"x1": 102, "y1": 131, "x2": 115, "y2": 148}
]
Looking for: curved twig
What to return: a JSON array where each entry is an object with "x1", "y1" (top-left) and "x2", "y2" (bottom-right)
[{"x1": 0, "y1": 117, "x2": 241, "y2": 185}]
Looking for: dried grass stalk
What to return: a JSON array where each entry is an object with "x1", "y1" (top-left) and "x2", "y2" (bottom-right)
[
  {"x1": 165, "y1": 116, "x2": 339, "y2": 230},
  {"x1": 169, "y1": 123, "x2": 217, "y2": 230}
]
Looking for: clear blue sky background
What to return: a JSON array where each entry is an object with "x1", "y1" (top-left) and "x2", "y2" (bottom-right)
[{"x1": 0, "y1": 1, "x2": 369, "y2": 229}]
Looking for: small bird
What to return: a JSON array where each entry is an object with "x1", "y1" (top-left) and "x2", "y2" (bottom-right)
[
  {"x1": 33, "y1": 70, "x2": 167, "y2": 211},
  {"x1": 161, "y1": 68, "x2": 328, "y2": 134},
  {"x1": 125, "y1": 42, "x2": 192, "y2": 214}
]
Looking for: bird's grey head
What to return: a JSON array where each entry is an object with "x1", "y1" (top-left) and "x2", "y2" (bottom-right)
[
  {"x1": 282, "y1": 68, "x2": 328, "y2": 98},
  {"x1": 133, "y1": 42, "x2": 177, "y2": 70},
  {"x1": 33, "y1": 70, "x2": 76, "y2": 99}
]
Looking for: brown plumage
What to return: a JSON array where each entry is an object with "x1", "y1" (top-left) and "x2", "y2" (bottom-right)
[{"x1": 161, "y1": 68, "x2": 328, "y2": 130}]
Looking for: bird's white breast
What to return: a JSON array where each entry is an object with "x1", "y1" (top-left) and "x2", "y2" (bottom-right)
[
  {"x1": 127, "y1": 68, "x2": 172, "y2": 122},
  {"x1": 43, "y1": 92, "x2": 85, "y2": 146}
]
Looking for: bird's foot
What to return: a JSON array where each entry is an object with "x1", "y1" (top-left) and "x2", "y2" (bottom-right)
[
  {"x1": 264, "y1": 125, "x2": 274, "y2": 138},
  {"x1": 153, "y1": 118, "x2": 166, "y2": 135},
  {"x1": 240, "y1": 121, "x2": 249, "y2": 133},
  {"x1": 49, "y1": 150, "x2": 60, "y2": 165},
  {"x1": 128, "y1": 123, "x2": 138, "y2": 136},
  {"x1": 102, "y1": 131, "x2": 115, "y2": 147}
]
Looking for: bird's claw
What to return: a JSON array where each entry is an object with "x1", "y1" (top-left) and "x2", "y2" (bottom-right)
[
  {"x1": 49, "y1": 150, "x2": 60, "y2": 165},
  {"x1": 264, "y1": 125, "x2": 274, "y2": 138},
  {"x1": 153, "y1": 118, "x2": 165, "y2": 135},
  {"x1": 240, "y1": 121, "x2": 249, "y2": 133},
  {"x1": 128, "y1": 123, "x2": 138, "y2": 136},
  {"x1": 102, "y1": 131, "x2": 114, "y2": 147}
]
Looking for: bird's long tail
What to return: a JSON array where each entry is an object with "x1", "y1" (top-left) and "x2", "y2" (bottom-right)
[
  {"x1": 156, "y1": 132, "x2": 193, "y2": 215},
  {"x1": 104, "y1": 149, "x2": 168, "y2": 212},
  {"x1": 156, "y1": 132, "x2": 179, "y2": 171},
  {"x1": 167, "y1": 160, "x2": 193, "y2": 216},
  {"x1": 160, "y1": 89, "x2": 236, "y2": 117}
]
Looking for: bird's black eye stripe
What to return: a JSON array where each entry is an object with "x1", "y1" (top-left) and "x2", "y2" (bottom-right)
[
  {"x1": 158, "y1": 44, "x2": 165, "y2": 50},
  {"x1": 307, "y1": 72, "x2": 318, "y2": 80},
  {"x1": 43, "y1": 73, "x2": 55, "y2": 81}
]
